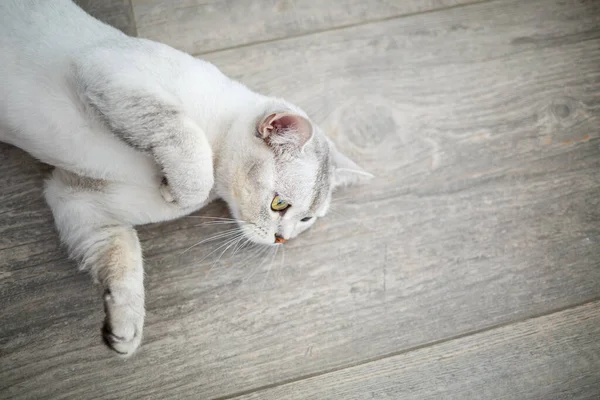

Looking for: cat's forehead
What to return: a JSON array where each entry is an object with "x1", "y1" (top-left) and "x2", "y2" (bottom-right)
[{"x1": 276, "y1": 158, "x2": 317, "y2": 198}]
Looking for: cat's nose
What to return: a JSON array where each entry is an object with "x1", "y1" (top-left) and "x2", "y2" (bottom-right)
[{"x1": 274, "y1": 234, "x2": 287, "y2": 244}]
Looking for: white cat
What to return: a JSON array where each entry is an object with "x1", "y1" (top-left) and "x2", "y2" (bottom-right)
[{"x1": 0, "y1": 0, "x2": 371, "y2": 356}]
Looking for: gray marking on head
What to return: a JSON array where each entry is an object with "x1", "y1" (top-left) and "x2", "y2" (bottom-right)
[
  {"x1": 308, "y1": 137, "x2": 332, "y2": 213},
  {"x1": 247, "y1": 160, "x2": 264, "y2": 182}
]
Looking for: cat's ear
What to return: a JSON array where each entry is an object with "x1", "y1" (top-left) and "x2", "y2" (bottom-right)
[
  {"x1": 257, "y1": 113, "x2": 313, "y2": 153},
  {"x1": 328, "y1": 138, "x2": 374, "y2": 188}
]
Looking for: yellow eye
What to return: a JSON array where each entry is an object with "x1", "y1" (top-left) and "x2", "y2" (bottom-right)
[{"x1": 271, "y1": 195, "x2": 289, "y2": 211}]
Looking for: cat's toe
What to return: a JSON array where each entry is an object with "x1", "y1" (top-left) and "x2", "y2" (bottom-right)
[
  {"x1": 102, "y1": 320, "x2": 142, "y2": 356},
  {"x1": 159, "y1": 178, "x2": 175, "y2": 203},
  {"x1": 102, "y1": 290, "x2": 145, "y2": 357}
]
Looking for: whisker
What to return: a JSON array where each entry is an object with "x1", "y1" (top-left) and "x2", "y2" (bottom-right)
[
  {"x1": 215, "y1": 235, "x2": 245, "y2": 265},
  {"x1": 237, "y1": 245, "x2": 262, "y2": 284},
  {"x1": 230, "y1": 238, "x2": 245, "y2": 257},
  {"x1": 185, "y1": 215, "x2": 245, "y2": 222},
  {"x1": 231, "y1": 236, "x2": 251, "y2": 258},
  {"x1": 192, "y1": 221, "x2": 242, "y2": 227},
  {"x1": 179, "y1": 228, "x2": 242, "y2": 255},
  {"x1": 242, "y1": 244, "x2": 265, "y2": 267},
  {"x1": 194, "y1": 231, "x2": 246, "y2": 266},
  {"x1": 276, "y1": 243, "x2": 286, "y2": 283},
  {"x1": 241, "y1": 245, "x2": 272, "y2": 284},
  {"x1": 261, "y1": 245, "x2": 279, "y2": 289},
  {"x1": 204, "y1": 233, "x2": 247, "y2": 278}
]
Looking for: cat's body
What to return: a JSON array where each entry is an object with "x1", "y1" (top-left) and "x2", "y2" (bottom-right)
[
  {"x1": 0, "y1": 0, "x2": 368, "y2": 356},
  {"x1": 1, "y1": 0, "x2": 256, "y2": 215}
]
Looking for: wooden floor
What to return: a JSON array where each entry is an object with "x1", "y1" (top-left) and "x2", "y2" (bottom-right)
[{"x1": 2, "y1": 0, "x2": 600, "y2": 398}]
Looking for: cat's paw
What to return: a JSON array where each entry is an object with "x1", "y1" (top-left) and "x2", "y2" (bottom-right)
[
  {"x1": 102, "y1": 288, "x2": 145, "y2": 357},
  {"x1": 160, "y1": 169, "x2": 214, "y2": 209},
  {"x1": 155, "y1": 120, "x2": 215, "y2": 209}
]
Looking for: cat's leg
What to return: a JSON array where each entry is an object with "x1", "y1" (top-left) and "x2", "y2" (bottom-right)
[
  {"x1": 104, "y1": 102, "x2": 213, "y2": 210},
  {"x1": 44, "y1": 170, "x2": 147, "y2": 356},
  {"x1": 75, "y1": 58, "x2": 214, "y2": 208}
]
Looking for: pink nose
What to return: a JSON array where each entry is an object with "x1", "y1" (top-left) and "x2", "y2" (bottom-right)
[{"x1": 274, "y1": 235, "x2": 287, "y2": 244}]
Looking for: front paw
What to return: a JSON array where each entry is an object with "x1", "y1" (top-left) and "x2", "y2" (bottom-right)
[
  {"x1": 102, "y1": 288, "x2": 145, "y2": 357},
  {"x1": 160, "y1": 170, "x2": 214, "y2": 209}
]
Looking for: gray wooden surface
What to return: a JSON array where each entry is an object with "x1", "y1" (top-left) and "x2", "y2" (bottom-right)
[
  {"x1": 131, "y1": 0, "x2": 478, "y2": 54},
  {"x1": 1, "y1": 0, "x2": 600, "y2": 399},
  {"x1": 75, "y1": 0, "x2": 137, "y2": 36},
  {"x1": 235, "y1": 301, "x2": 600, "y2": 400}
]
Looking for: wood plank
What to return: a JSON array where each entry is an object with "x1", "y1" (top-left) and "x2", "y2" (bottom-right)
[
  {"x1": 131, "y1": 0, "x2": 478, "y2": 54},
  {"x1": 2, "y1": 0, "x2": 600, "y2": 399},
  {"x1": 75, "y1": 0, "x2": 137, "y2": 36},
  {"x1": 233, "y1": 301, "x2": 600, "y2": 400},
  {"x1": 0, "y1": 145, "x2": 51, "y2": 216}
]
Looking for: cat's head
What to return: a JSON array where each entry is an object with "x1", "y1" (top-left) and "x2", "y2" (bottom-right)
[{"x1": 216, "y1": 99, "x2": 372, "y2": 245}]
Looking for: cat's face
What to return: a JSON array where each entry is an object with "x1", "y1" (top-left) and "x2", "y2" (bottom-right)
[{"x1": 217, "y1": 103, "x2": 370, "y2": 245}]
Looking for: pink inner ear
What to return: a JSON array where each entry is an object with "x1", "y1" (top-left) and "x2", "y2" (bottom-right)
[
  {"x1": 258, "y1": 113, "x2": 313, "y2": 148},
  {"x1": 258, "y1": 114, "x2": 278, "y2": 138}
]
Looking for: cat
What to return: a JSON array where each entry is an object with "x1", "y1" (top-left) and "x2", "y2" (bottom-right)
[{"x1": 0, "y1": 0, "x2": 371, "y2": 356}]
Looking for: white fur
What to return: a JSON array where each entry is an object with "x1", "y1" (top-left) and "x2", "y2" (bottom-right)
[{"x1": 0, "y1": 0, "x2": 370, "y2": 356}]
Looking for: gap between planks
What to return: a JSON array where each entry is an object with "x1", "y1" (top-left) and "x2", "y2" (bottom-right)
[
  {"x1": 212, "y1": 296, "x2": 600, "y2": 400},
  {"x1": 185, "y1": 0, "x2": 491, "y2": 58}
]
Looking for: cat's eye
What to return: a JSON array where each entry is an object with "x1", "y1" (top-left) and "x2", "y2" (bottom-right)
[
  {"x1": 301, "y1": 217, "x2": 313, "y2": 222},
  {"x1": 271, "y1": 195, "x2": 289, "y2": 212}
]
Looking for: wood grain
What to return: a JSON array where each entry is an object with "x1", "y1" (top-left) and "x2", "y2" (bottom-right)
[
  {"x1": 2, "y1": 0, "x2": 600, "y2": 399},
  {"x1": 75, "y1": 0, "x2": 137, "y2": 36},
  {"x1": 131, "y1": 0, "x2": 478, "y2": 54},
  {"x1": 233, "y1": 301, "x2": 600, "y2": 400}
]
